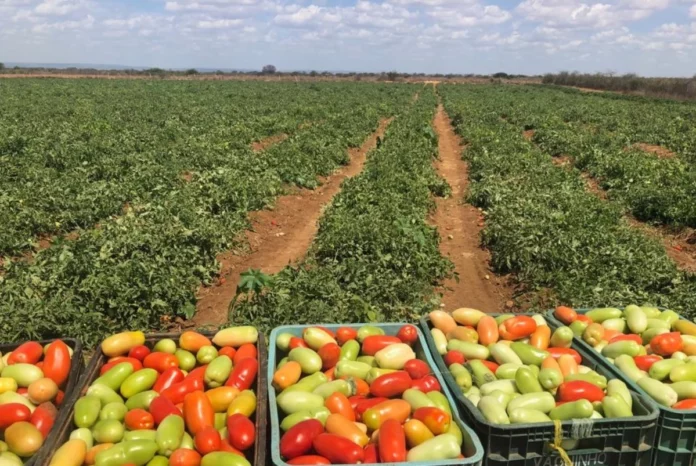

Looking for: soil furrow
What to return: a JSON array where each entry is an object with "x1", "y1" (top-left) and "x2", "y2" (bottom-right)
[
  {"x1": 193, "y1": 117, "x2": 394, "y2": 326},
  {"x1": 550, "y1": 155, "x2": 696, "y2": 272},
  {"x1": 431, "y1": 104, "x2": 513, "y2": 312}
]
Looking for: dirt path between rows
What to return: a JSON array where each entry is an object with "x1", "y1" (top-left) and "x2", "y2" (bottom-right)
[
  {"x1": 431, "y1": 104, "x2": 513, "y2": 313},
  {"x1": 550, "y1": 156, "x2": 696, "y2": 272},
  {"x1": 193, "y1": 118, "x2": 393, "y2": 326}
]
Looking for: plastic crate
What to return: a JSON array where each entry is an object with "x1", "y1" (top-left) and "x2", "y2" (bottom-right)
[
  {"x1": 547, "y1": 307, "x2": 696, "y2": 466},
  {"x1": 421, "y1": 314, "x2": 659, "y2": 466},
  {"x1": 0, "y1": 338, "x2": 84, "y2": 466},
  {"x1": 44, "y1": 331, "x2": 267, "y2": 466},
  {"x1": 268, "y1": 323, "x2": 485, "y2": 466}
]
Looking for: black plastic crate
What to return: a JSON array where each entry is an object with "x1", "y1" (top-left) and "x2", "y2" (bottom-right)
[
  {"x1": 547, "y1": 308, "x2": 696, "y2": 466},
  {"x1": 0, "y1": 338, "x2": 84, "y2": 466},
  {"x1": 420, "y1": 314, "x2": 659, "y2": 466},
  {"x1": 43, "y1": 331, "x2": 267, "y2": 466}
]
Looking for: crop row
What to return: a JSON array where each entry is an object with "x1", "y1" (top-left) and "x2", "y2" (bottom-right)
[
  {"x1": 477, "y1": 85, "x2": 696, "y2": 228},
  {"x1": 0, "y1": 80, "x2": 414, "y2": 255},
  {"x1": 232, "y1": 87, "x2": 453, "y2": 332},
  {"x1": 0, "y1": 81, "x2": 415, "y2": 345},
  {"x1": 439, "y1": 84, "x2": 696, "y2": 320}
]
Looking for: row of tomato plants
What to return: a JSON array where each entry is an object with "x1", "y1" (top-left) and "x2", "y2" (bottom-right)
[
  {"x1": 491, "y1": 85, "x2": 696, "y2": 228},
  {"x1": 439, "y1": 84, "x2": 696, "y2": 320},
  {"x1": 231, "y1": 87, "x2": 453, "y2": 332},
  {"x1": 0, "y1": 83, "x2": 416, "y2": 346}
]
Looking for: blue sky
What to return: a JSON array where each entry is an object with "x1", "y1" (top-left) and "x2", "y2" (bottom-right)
[{"x1": 1, "y1": 0, "x2": 695, "y2": 76}]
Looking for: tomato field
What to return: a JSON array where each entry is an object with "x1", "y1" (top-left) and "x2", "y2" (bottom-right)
[{"x1": 1, "y1": 79, "x2": 696, "y2": 347}]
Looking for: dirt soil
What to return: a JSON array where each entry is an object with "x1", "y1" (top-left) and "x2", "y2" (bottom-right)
[
  {"x1": 431, "y1": 104, "x2": 513, "y2": 313},
  {"x1": 251, "y1": 133, "x2": 289, "y2": 152},
  {"x1": 523, "y1": 129, "x2": 535, "y2": 141},
  {"x1": 631, "y1": 143, "x2": 676, "y2": 159},
  {"x1": 193, "y1": 118, "x2": 393, "y2": 326}
]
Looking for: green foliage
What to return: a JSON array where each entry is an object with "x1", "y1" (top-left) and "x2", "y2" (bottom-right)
[
  {"x1": 231, "y1": 89, "x2": 453, "y2": 333},
  {"x1": 0, "y1": 80, "x2": 417, "y2": 345},
  {"x1": 440, "y1": 84, "x2": 696, "y2": 320}
]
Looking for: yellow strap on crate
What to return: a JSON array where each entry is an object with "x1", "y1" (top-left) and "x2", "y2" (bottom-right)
[{"x1": 548, "y1": 419, "x2": 573, "y2": 466}]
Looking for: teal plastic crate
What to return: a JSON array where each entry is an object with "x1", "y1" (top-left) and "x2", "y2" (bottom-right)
[
  {"x1": 421, "y1": 313, "x2": 659, "y2": 466},
  {"x1": 268, "y1": 323, "x2": 484, "y2": 466},
  {"x1": 547, "y1": 307, "x2": 696, "y2": 466}
]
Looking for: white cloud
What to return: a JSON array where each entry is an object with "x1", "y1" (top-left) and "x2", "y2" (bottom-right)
[
  {"x1": 35, "y1": 0, "x2": 86, "y2": 16},
  {"x1": 32, "y1": 14, "x2": 93, "y2": 32},
  {"x1": 691, "y1": 4, "x2": 696, "y2": 18},
  {"x1": 197, "y1": 18, "x2": 242, "y2": 28},
  {"x1": 517, "y1": 0, "x2": 670, "y2": 28}
]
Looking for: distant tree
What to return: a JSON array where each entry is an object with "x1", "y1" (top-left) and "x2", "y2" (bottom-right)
[
  {"x1": 492, "y1": 72, "x2": 510, "y2": 79},
  {"x1": 386, "y1": 71, "x2": 399, "y2": 81},
  {"x1": 185, "y1": 68, "x2": 198, "y2": 75},
  {"x1": 309, "y1": 70, "x2": 318, "y2": 77},
  {"x1": 262, "y1": 64, "x2": 277, "y2": 74},
  {"x1": 0, "y1": 63, "x2": 4, "y2": 70}
]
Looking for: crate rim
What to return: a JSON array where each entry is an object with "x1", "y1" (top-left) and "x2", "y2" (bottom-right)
[{"x1": 268, "y1": 322, "x2": 485, "y2": 466}]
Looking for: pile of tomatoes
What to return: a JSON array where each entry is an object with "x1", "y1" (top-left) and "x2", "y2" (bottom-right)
[
  {"x1": 272, "y1": 324, "x2": 467, "y2": 464},
  {"x1": 0, "y1": 339, "x2": 74, "y2": 464},
  {"x1": 555, "y1": 305, "x2": 696, "y2": 409},
  {"x1": 428, "y1": 309, "x2": 636, "y2": 428},
  {"x1": 49, "y1": 327, "x2": 259, "y2": 466}
]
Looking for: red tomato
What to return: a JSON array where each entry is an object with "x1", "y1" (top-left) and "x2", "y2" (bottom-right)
[
  {"x1": 411, "y1": 375, "x2": 441, "y2": 393},
  {"x1": 554, "y1": 306, "x2": 578, "y2": 325},
  {"x1": 336, "y1": 327, "x2": 358, "y2": 346},
  {"x1": 31, "y1": 403, "x2": 57, "y2": 438},
  {"x1": 8, "y1": 341, "x2": 43, "y2": 365},
  {"x1": 413, "y1": 407, "x2": 451, "y2": 435},
  {"x1": 287, "y1": 456, "x2": 331, "y2": 465},
  {"x1": 127, "y1": 345, "x2": 151, "y2": 361},
  {"x1": 348, "y1": 395, "x2": 366, "y2": 412},
  {"x1": 153, "y1": 368, "x2": 185, "y2": 393},
  {"x1": 161, "y1": 377, "x2": 205, "y2": 406},
  {"x1": 169, "y1": 449, "x2": 201, "y2": 466},
  {"x1": 289, "y1": 337, "x2": 309, "y2": 350},
  {"x1": 0, "y1": 403, "x2": 31, "y2": 429},
  {"x1": 403, "y1": 359, "x2": 430, "y2": 380},
  {"x1": 557, "y1": 381, "x2": 605, "y2": 403},
  {"x1": 443, "y1": 350, "x2": 466, "y2": 367},
  {"x1": 233, "y1": 344, "x2": 257, "y2": 365},
  {"x1": 227, "y1": 414, "x2": 255, "y2": 451},
  {"x1": 219, "y1": 439, "x2": 245, "y2": 456},
  {"x1": 651, "y1": 332, "x2": 683, "y2": 357},
  {"x1": 575, "y1": 314, "x2": 592, "y2": 324},
  {"x1": 480, "y1": 360, "x2": 500, "y2": 373},
  {"x1": 673, "y1": 399, "x2": 696, "y2": 410},
  {"x1": 361, "y1": 336, "x2": 402, "y2": 356},
  {"x1": 313, "y1": 434, "x2": 364, "y2": 464},
  {"x1": 317, "y1": 343, "x2": 341, "y2": 371},
  {"x1": 547, "y1": 348, "x2": 582, "y2": 365},
  {"x1": 195, "y1": 426, "x2": 221, "y2": 455},
  {"x1": 499, "y1": 316, "x2": 537, "y2": 340},
  {"x1": 42, "y1": 340, "x2": 72, "y2": 387},
  {"x1": 183, "y1": 391, "x2": 215, "y2": 435},
  {"x1": 363, "y1": 444, "x2": 380, "y2": 464},
  {"x1": 378, "y1": 419, "x2": 406, "y2": 462},
  {"x1": 225, "y1": 358, "x2": 258, "y2": 391},
  {"x1": 609, "y1": 334, "x2": 643, "y2": 345},
  {"x1": 355, "y1": 397, "x2": 388, "y2": 420},
  {"x1": 150, "y1": 396, "x2": 183, "y2": 426},
  {"x1": 218, "y1": 347, "x2": 236, "y2": 360},
  {"x1": 143, "y1": 352, "x2": 179, "y2": 373},
  {"x1": 396, "y1": 325, "x2": 418, "y2": 345},
  {"x1": 280, "y1": 419, "x2": 325, "y2": 460},
  {"x1": 370, "y1": 371, "x2": 412, "y2": 398},
  {"x1": 634, "y1": 355, "x2": 662, "y2": 372},
  {"x1": 124, "y1": 408, "x2": 155, "y2": 430}
]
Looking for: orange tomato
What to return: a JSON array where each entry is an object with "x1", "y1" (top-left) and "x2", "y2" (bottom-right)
[
  {"x1": 273, "y1": 361, "x2": 302, "y2": 391},
  {"x1": 325, "y1": 392, "x2": 355, "y2": 421},
  {"x1": 218, "y1": 347, "x2": 237, "y2": 360},
  {"x1": 558, "y1": 354, "x2": 578, "y2": 378},
  {"x1": 530, "y1": 325, "x2": 551, "y2": 350},
  {"x1": 85, "y1": 443, "x2": 114, "y2": 465},
  {"x1": 233, "y1": 344, "x2": 257, "y2": 365},
  {"x1": 554, "y1": 306, "x2": 577, "y2": 325},
  {"x1": 477, "y1": 316, "x2": 499, "y2": 346},
  {"x1": 184, "y1": 391, "x2": 215, "y2": 435},
  {"x1": 325, "y1": 414, "x2": 369, "y2": 447},
  {"x1": 206, "y1": 386, "x2": 240, "y2": 412},
  {"x1": 179, "y1": 332, "x2": 212, "y2": 352},
  {"x1": 170, "y1": 448, "x2": 202, "y2": 466}
]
